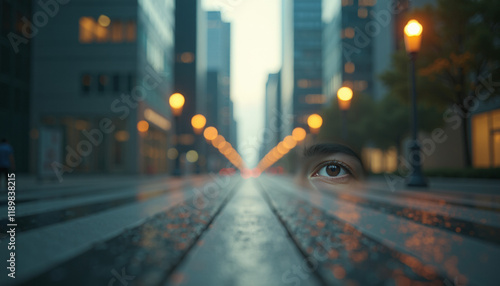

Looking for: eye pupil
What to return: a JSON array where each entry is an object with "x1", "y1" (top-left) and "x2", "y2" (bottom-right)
[{"x1": 326, "y1": 164, "x2": 341, "y2": 176}]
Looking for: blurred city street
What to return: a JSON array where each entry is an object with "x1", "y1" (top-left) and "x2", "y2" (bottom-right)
[{"x1": 1, "y1": 174, "x2": 499, "y2": 285}]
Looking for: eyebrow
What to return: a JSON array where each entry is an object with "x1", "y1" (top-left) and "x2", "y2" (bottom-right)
[{"x1": 303, "y1": 143, "x2": 364, "y2": 169}]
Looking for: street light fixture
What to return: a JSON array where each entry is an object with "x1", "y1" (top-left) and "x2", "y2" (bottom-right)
[
  {"x1": 404, "y1": 19, "x2": 427, "y2": 187},
  {"x1": 337, "y1": 86, "x2": 353, "y2": 140},
  {"x1": 307, "y1": 114, "x2": 323, "y2": 134},
  {"x1": 191, "y1": 114, "x2": 206, "y2": 135},
  {"x1": 169, "y1": 93, "x2": 185, "y2": 176}
]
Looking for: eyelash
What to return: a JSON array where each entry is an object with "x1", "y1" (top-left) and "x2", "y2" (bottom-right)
[{"x1": 311, "y1": 160, "x2": 354, "y2": 178}]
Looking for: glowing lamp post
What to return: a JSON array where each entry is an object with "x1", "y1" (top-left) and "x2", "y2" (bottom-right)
[
  {"x1": 169, "y1": 93, "x2": 185, "y2": 176},
  {"x1": 307, "y1": 114, "x2": 323, "y2": 134},
  {"x1": 337, "y1": 86, "x2": 353, "y2": 140},
  {"x1": 191, "y1": 114, "x2": 206, "y2": 135},
  {"x1": 292, "y1": 127, "x2": 307, "y2": 142},
  {"x1": 404, "y1": 19, "x2": 427, "y2": 187}
]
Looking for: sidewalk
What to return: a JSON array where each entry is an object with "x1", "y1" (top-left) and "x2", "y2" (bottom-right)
[{"x1": 367, "y1": 175, "x2": 500, "y2": 196}]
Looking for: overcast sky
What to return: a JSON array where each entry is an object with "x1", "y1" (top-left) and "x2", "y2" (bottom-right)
[{"x1": 203, "y1": 0, "x2": 282, "y2": 167}]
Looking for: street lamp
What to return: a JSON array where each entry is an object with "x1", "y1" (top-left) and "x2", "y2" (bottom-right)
[
  {"x1": 307, "y1": 114, "x2": 323, "y2": 134},
  {"x1": 337, "y1": 86, "x2": 353, "y2": 140},
  {"x1": 404, "y1": 19, "x2": 427, "y2": 187},
  {"x1": 169, "y1": 93, "x2": 185, "y2": 176},
  {"x1": 191, "y1": 114, "x2": 206, "y2": 135}
]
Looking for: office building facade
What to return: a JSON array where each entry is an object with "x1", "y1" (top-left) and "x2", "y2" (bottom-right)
[
  {"x1": 282, "y1": 0, "x2": 324, "y2": 133},
  {"x1": 0, "y1": 0, "x2": 32, "y2": 172},
  {"x1": 30, "y1": 0, "x2": 175, "y2": 176}
]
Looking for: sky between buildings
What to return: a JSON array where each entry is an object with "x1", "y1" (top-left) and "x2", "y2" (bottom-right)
[{"x1": 203, "y1": 0, "x2": 282, "y2": 166}]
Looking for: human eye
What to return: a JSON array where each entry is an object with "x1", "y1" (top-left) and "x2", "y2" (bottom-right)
[{"x1": 310, "y1": 160, "x2": 355, "y2": 183}]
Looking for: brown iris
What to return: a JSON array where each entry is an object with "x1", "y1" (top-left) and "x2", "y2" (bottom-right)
[{"x1": 325, "y1": 164, "x2": 341, "y2": 176}]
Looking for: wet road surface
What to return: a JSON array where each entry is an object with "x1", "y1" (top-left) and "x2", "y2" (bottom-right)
[{"x1": 0, "y1": 175, "x2": 499, "y2": 286}]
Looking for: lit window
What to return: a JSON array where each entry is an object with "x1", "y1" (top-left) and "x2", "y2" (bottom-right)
[
  {"x1": 345, "y1": 62, "x2": 355, "y2": 73},
  {"x1": 358, "y1": 8, "x2": 368, "y2": 18},
  {"x1": 95, "y1": 24, "x2": 108, "y2": 42},
  {"x1": 305, "y1": 94, "x2": 326, "y2": 104},
  {"x1": 359, "y1": 0, "x2": 376, "y2": 7},
  {"x1": 472, "y1": 110, "x2": 500, "y2": 167},
  {"x1": 297, "y1": 79, "x2": 310, "y2": 88},
  {"x1": 342, "y1": 0, "x2": 354, "y2": 6},
  {"x1": 180, "y1": 52, "x2": 194, "y2": 63},
  {"x1": 79, "y1": 17, "x2": 136, "y2": 43},
  {"x1": 111, "y1": 21, "x2": 123, "y2": 42},
  {"x1": 126, "y1": 21, "x2": 136, "y2": 42},
  {"x1": 344, "y1": 27, "x2": 355, "y2": 39},
  {"x1": 79, "y1": 17, "x2": 94, "y2": 43}
]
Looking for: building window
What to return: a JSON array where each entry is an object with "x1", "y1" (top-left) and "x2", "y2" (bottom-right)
[
  {"x1": 345, "y1": 62, "x2": 355, "y2": 74},
  {"x1": 111, "y1": 21, "x2": 124, "y2": 42},
  {"x1": 113, "y1": 74, "x2": 120, "y2": 93},
  {"x1": 125, "y1": 21, "x2": 136, "y2": 42},
  {"x1": 359, "y1": 0, "x2": 377, "y2": 7},
  {"x1": 342, "y1": 0, "x2": 354, "y2": 6},
  {"x1": 79, "y1": 17, "x2": 136, "y2": 43},
  {"x1": 305, "y1": 94, "x2": 326, "y2": 104},
  {"x1": 472, "y1": 109, "x2": 500, "y2": 168},
  {"x1": 344, "y1": 27, "x2": 355, "y2": 39},
  {"x1": 98, "y1": 74, "x2": 108, "y2": 92},
  {"x1": 82, "y1": 74, "x2": 91, "y2": 93},
  {"x1": 358, "y1": 8, "x2": 368, "y2": 18},
  {"x1": 127, "y1": 73, "x2": 136, "y2": 92}
]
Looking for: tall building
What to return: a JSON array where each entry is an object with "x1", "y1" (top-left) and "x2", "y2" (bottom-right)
[
  {"x1": 174, "y1": 0, "x2": 207, "y2": 172},
  {"x1": 30, "y1": 0, "x2": 175, "y2": 176},
  {"x1": 205, "y1": 10, "x2": 237, "y2": 172},
  {"x1": 261, "y1": 72, "x2": 282, "y2": 158},
  {"x1": 323, "y1": 0, "x2": 378, "y2": 103},
  {"x1": 282, "y1": 0, "x2": 323, "y2": 133},
  {"x1": 0, "y1": 0, "x2": 32, "y2": 172},
  {"x1": 206, "y1": 11, "x2": 234, "y2": 145}
]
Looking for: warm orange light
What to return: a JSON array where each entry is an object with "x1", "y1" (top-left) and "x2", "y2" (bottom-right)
[
  {"x1": 203, "y1": 126, "x2": 218, "y2": 141},
  {"x1": 169, "y1": 93, "x2": 185, "y2": 116},
  {"x1": 404, "y1": 20, "x2": 423, "y2": 37},
  {"x1": 191, "y1": 114, "x2": 206, "y2": 134},
  {"x1": 337, "y1": 87, "x2": 353, "y2": 101},
  {"x1": 277, "y1": 142, "x2": 288, "y2": 155},
  {"x1": 292, "y1": 127, "x2": 307, "y2": 142},
  {"x1": 98, "y1": 15, "x2": 111, "y2": 27},
  {"x1": 212, "y1": 135, "x2": 225, "y2": 148},
  {"x1": 283, "y1": 136, "x2": 297, "y2": 149},
  {"x1": 307, "y1": 114, "x2": 323, "y2": 129},
  {"x1": 137, "y1": 120, "x2": 149, "y2": 132},
  {"x1": 404, "y1": 19, "x2": 423, "y2": 53}
]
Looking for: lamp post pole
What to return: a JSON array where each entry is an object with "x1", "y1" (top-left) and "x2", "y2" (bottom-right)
[
  {"x1": 337, "y1": 86, "x2": 353, "y2": 142},
  {"x1": 169, "y1": 93, "x2": 185, "y2": 177},
  {"x1": 173, "y1": 115, "x2": 181, "y2": 176},
  {"x1": 404, "y1": 20, "x2": 427, "y2": 187}
]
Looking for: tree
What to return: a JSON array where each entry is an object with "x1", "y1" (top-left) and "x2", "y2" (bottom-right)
[
  {"x1": 380, "y1": 0, "x2": 500, "y2": 167},
  {"x1": 319, "y1": 93, "x2": 442, "y2": 159}
]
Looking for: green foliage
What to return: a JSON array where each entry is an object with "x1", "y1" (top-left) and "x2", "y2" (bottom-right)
[{"x1": 380, "y1": 0, "x2": 500, "y2": 166}]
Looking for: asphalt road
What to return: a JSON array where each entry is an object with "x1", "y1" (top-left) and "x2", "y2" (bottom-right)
[{"x1": 0, "y1": 174, "x2": 499, "y2": 286}]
